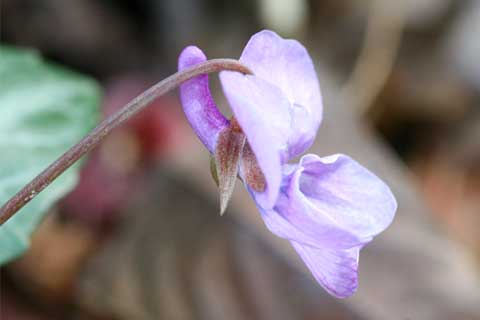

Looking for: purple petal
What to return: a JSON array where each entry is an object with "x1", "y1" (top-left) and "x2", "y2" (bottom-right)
[
  {"x1": 219, "y1": 72, "x2": 290, "y2": 208},
  {"x1": 178, "y1": 46, "x2": 229, "y2": 153},
  {"x1": 257, "y1": 191, "x2": 367, "y2": 250},
  {"x1": 238, "y1": 30, "x2": 323, "y2": 160},
  {"x1": 291, "y1": 241, "x2": 360, "y2": 298},
  {"x1": 294, "y1": 154, "x2": 397, "y2": 238},
  {"x1": 253, "y1": 153, "x2": 396, "y2": 249}
]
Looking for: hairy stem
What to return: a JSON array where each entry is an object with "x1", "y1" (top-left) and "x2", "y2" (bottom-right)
[{"x1": 0, "y1": 59, "x2": 252, "y2": 225}]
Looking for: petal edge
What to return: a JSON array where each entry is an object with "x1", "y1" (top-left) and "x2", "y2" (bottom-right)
[{"x1": 291, "y1": 241, "x2": 360, "y2": 298}]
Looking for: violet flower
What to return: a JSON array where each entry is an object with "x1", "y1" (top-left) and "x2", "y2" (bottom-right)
[{"x1": 178, "y1": 30, "x2": 397, "y2": 298}]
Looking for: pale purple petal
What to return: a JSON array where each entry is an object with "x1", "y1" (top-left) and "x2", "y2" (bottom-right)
[
  {"x1": 238, "y1": 30, "x2": 323, "y2": 160},
  {"x1": 292, "y1": 153, "x2": 397, "y2": 241},
  {"x1": 219, "y1": 72, "x2": 291, "y2": 208},
  {"x1": 257, "y1": 191, "x2": 368, "y2": 250},
  {"x1": 252, "y1": 153, "x2": 396, "y2": 249},
  {"x1": 291, "y1": 241, "x2": 360, "y2": 298},
  {"x1": 178, "y1": 46, "x2": 228, "y2": 153}
]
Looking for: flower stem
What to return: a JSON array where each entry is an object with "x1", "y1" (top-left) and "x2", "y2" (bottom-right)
[{"x1": 0, "y1": 59, "x2": 252, "y2": 225}]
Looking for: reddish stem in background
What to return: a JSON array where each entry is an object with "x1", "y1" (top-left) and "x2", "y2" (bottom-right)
[{"x1": 0, "y1": 59, "x2": 252, "y2": 225}]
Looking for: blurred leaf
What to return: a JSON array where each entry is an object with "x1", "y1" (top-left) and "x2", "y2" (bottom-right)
[{"x1": 0, "y1": 46, "x2": 100, "y2": 264}]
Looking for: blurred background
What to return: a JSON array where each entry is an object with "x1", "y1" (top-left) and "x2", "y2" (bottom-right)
[{"x1": 1, "y1": 0, "x2": 480, "y2": 319}]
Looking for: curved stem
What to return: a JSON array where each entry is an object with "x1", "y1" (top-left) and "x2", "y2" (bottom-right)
[{"x1": 0, "y1": 59, "x2": 252, "y2": 225}]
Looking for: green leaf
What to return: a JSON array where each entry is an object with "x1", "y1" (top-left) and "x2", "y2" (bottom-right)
[{"x1": 0, "y1": 46, "x2": 100, "y2": 264}]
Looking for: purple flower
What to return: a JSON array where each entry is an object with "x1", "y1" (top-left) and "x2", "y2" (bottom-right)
[{"x1": 178, "y1": 30, "x2": 397, "y2": 298}]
